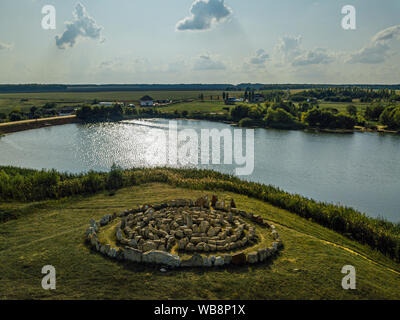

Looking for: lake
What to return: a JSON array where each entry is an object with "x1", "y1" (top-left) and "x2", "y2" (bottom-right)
[{"x1": 0, "y1": 118, "x2": 399, "y2": 222}]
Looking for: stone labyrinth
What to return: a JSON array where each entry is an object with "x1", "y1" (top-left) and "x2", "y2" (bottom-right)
[{"x1": 86, "y1": 196, "x2": 283, "y2": 268}]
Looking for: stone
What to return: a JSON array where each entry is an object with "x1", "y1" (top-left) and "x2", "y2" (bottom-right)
[
  {"x1": 223, "y1": 254, "x2": 232, "y2": 265},
  {"x1": 116, "y1": 229, "x2": 123, "y2": 241},
  {"x1": 232, "y1": 252, "x2": 247, "y2": 265},
  {"x1": 186, "y1": 214, "x2": 193, "y2": 228},
  {"x1": 142, "y1": 250, "x2": 180, "y2": 268},
  {"x1": 214, "y1": 256, "x2": 225, "y2": 267},
  {"x1": 258, "y1": 248, "x2": 267, "y2": 262},
  {"x1": 129, "y1": 238, "x2": 138, "y2": 248},
  {"x1": 247, "y1": 252, "x2": 258, "y2": 264},
  {"x1": 200, "y1": 220, "x2": 210, "y2": 233},
  {"x1": 202, "y1": 256, "x2": 212, "y2": 267},
  {"x1": 124, "y1": 247, "x2": 143, "y2": 262},
  {"x1": 100, "y1": 215, "x2": 112, "y2": 226},
  {"x1": 108, "y1": 248, "x2": 117, "y2": 258},
  {"x1": 143, "y1": 241, "x2": 158, "y2": 252},
  {"x1": 181, "y1": 254, "x2": 204, "y2": 267},
  {"x1": 178, "y1": 238, "x2": 188, "y2": 250},
  {"x1": 211, "y1": 195, "x2": 218, "y2": 207}
]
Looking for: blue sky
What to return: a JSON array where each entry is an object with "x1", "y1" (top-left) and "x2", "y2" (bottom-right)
[{"x1": 0, "y1": 0, "x2": 399, "y2": 84}]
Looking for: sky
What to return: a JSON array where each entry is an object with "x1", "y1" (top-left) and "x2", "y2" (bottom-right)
[{"x1": 0, "y1": 0, "x2": 399, "y2": 84}]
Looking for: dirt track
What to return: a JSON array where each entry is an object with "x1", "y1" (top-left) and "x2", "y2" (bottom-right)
[{"x1": 0, "y1": 115, "x2": 79, "y2": 134}]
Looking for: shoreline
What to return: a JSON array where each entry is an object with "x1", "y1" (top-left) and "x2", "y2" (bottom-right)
[
  {"x1": 0, "y1": 115, "x2": 80, "y2": 135},
  {"x1": 1, "y1": 114, "x2": 399, "y2": 136}
]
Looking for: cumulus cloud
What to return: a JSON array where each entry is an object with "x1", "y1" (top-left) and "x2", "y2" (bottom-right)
[
  {"x1": 0, "y1": 42, "x2": 12, "y2": 50},
  {"x1": 372, "y1": 25, "x2": 400, "y2": 43},
  {"x1": 176, "y1": 0, "x2": 232, "y2": 31},
  {"x1": 348, "y1": 25, "x2": 400, "y2": 64},
  {"x1": 276, "y1": 35, "x2": 302, "y2": 59},
  {"x1": 292, "y1": 48, "x2": 335, "y2": 66},
  {"x1": 275, "y1": 35, "x2": 334, "y2": 67},
  {"x1": 56, "y1": 3, "x2": 103, "y2": 49},
  {"x1": 348, "y1": 42, "x2": 391, "y2": 64},
  {"x1": 249, "y1": 49, "x2": 269, "y2": 65},
  {"x1": 193, "y1": 54, "x2": 226, "y2": 70}
]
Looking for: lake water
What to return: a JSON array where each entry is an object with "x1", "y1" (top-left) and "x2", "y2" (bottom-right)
[{"x1": 0, "y1": 119, "x2": 399, "y2": 222}]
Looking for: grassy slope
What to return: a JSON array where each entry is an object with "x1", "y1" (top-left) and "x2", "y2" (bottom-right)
[{"x1": 0, "y1": 183, "x2": 399, "y2": 300}]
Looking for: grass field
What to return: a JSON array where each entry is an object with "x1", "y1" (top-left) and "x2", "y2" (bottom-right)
[
  {"x1": 0, "y1": 91, "x2": 226, "y2": 115},
  {"x1": 1, "y1": 183, "x2": 399, "y2": 300},
  {"x1": 0, "y1": 90, "x2": 373, "y2": 119}
]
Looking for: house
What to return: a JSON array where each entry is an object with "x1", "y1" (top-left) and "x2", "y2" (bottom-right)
[
  {"x1": 225, "y1": 97, "x2": 237, "y2": 105},
  {"x1": 140, "y1": 96, "x2": 154, "y2": 107},
  {"x1": 99, "y1": 102, "x2": 113, "y2": 107}
]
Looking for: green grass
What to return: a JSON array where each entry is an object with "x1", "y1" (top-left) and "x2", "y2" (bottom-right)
[
  {"x1": 319, "y1": 102, "x2": 370, "y2": 113},
  {"x1": 0, "y1": 183, "x2": 399, "y2": 300},
  {"x1": 159, "y1": 101, "x2": 228, "y2": 114}
]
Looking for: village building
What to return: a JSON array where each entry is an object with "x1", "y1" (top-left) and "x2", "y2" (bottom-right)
[{"x1": 140, "y1": 95, "x2": 154, "y2": 107}]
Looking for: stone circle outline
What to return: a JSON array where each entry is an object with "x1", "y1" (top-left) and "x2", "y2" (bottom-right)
[{"x1": 86, "y1": 196, "x2": 284, "y2": 268}]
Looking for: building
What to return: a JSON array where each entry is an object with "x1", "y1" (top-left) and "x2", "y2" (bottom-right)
[
  {"x1": 140, "y1": 96, "x2": 154, "y2": 107},
  {"x1": 225, "y1": 97, "x2": 237, "y2": 105},
  {"x1": 99, "y1": 102, "x2": 113, "y2": 107}
]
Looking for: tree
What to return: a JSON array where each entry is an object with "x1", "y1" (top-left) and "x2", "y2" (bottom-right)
[{"x1": 346, "y1": 105, "x2": 357, "y2": 116}]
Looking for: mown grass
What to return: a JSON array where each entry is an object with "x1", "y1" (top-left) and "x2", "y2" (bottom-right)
[{"x1": 0, "y1": 183, "x2": 399, "y2": 300}]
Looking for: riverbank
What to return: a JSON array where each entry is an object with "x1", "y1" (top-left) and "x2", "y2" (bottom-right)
[{"x1": 0, "y1": 115, "x2": 80, "y2": 135}]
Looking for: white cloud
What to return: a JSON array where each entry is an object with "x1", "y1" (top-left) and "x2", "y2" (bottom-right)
[
  {"x1": 348, "y1": 25, "x2": 400, "y2": 64},
  {"x1": 249, "y1": 49, "x2": 269, "y2": 65},
  {"x1": 347, "y1": 42, "x2": 391, "y2": 64},
  {"x1": 275, "y1": 35, "x2": 334, "y2": 67},
  {"x1": 176, "y1": 0, "x2": 232, "y2": 31},
  {"x1": 193, "y1": 54, "x2": 226, "y2": 70},
  {"x1": 372, "y1": 25, "x2": 400, "y2": 43},
  {"x1": 276, "y1": 35, "x2": 302, "y2": 60},
  {"x1": 292, "y1": 48, "x2": 335, "y2": 66},
  {"x1": 56, "y1": 3, "x2": 104, "y2": 49},
  {"x1": 0, "y1": 42, "x2": 12, "y2": 50}
]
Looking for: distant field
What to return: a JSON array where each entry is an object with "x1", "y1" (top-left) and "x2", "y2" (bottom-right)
[
  {"x1": 0, "y1": 91, "x2": 228, "y2": 115},
  {"x1": 159, "y1": 101, "x2": 228, "y2": 114},
  {"x1": 0, "y1": 90, "x2": 389, "y2": 118},
  {"x1": 319, "y1": 102, "x2": 370, "y2": 113}
]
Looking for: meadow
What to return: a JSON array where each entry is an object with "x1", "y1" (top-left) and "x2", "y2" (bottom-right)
[
  {"x1": 1, "y1": 178, "x2": 399, "y2": 299},
  {"x1": 0, "y1": 90, "x2": 370, "y2": 116}
]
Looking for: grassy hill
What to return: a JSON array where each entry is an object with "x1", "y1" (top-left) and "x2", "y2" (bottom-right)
[{"x1": 0, "y1": 182, "x2": 399, "y2": 300}]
